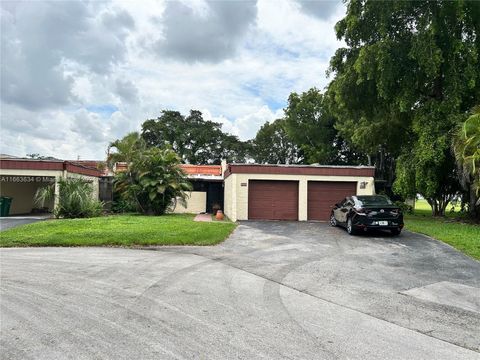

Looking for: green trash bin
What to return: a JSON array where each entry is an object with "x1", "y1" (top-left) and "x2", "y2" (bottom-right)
[{"x1": 0, "y1": 196, "x2": 12, "y2": 217}]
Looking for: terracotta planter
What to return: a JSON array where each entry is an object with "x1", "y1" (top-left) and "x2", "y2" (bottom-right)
[{"x1": 215, "y1": 210, "x2": 224, "y2": 220}]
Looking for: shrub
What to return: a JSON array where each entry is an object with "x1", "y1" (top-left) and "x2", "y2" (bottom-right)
[
  {"x1": 394, "y1": 200, "x2": 413, "y2": 215},
  {"x1": 35, "y1": 178, "x2": 103, "y2": 219},
  {"x1": 111, "y1": 197, "x2": 138, "y2": 213}
]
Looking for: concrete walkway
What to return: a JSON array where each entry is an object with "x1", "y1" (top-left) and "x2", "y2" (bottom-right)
[{"x1": 193, "y1": 213, "x2": 212, "y2": 222}]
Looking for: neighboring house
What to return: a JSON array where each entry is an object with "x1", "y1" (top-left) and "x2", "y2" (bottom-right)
[
  {"x1": 67, "y1": 160, "x2": 113, "y2": 210},
  {"x1": 0, "y1": 156, "x2": 103, "y2": 215}
]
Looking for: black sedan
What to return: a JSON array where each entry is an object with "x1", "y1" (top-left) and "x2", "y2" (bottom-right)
[{"x1": 330, "y1": 195, "x2": 404, "y2": 235}]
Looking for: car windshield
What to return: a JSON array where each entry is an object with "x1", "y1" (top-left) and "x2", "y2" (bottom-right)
[{"x1": 356, "y1": 196, "x2": 393, "y2": 206}]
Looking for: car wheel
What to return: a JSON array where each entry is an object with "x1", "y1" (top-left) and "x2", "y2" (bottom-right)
[
  {"x1": 330, "y1": 213, "x2": 337, "y2": 227},
  {"x1": 346, "y1": 217, "x2": 356, "y2": 235},
  {"x1": 391, "y1": 228, "x2": 401, "y2": 236}
]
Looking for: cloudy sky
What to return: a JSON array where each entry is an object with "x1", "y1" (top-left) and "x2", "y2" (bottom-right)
[{"x1": 1, "y1": 0, "x2": 345, "y2": 160}]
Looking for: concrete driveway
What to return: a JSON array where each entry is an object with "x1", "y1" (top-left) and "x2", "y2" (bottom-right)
[
  {"x1": 0, "y1": 215, "x2": 50, "y2": 231},
  {"x1": 1, "y1": 222, "x2": 479, "y2": 359}
]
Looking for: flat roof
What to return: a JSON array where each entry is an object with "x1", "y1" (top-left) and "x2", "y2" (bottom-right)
[
  {"x1": 180, "y1": 164, "x2": 222, "y2": 176},
  {"x1": 113, "y1": 163, "x2": 223, "y2": 177},
  {"x1": 0, "y1": 158, "x2": 103, "y2": 177},
  {"x1": 225, "y1": 163, "x2": 375, "y2": 178}
]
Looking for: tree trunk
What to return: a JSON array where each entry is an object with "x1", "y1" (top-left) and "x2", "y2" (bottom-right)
[
  {"x1": 427, "y1": 198, "x2": 436, "y2": 216},
  {"x1": 469, "y1": 185, "x2": 480, "y2": 220},
  {"x1": 428, "y1": 198, "x2": 446, "y2": 217},
  {"x1": 438, "y1": 200, "x2": 448, "y2": 217}
]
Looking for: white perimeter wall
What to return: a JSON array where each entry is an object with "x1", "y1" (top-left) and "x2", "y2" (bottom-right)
[{"x1": 173, "y1": 191, "x2": 206, "y2": 214}]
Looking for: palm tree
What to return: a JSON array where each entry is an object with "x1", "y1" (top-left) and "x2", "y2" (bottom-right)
[
  {"x1": 107, "y1": 132, "x2": 147, "y2": 212},
  {"x1": 118, "y1": 147, "x2": 191, "y2": 215},
  {"x1": 139, "y1": 147, "x2": 192, "y2": 214},
  {"x1": 108, "y1": 133, "x2": 191, "y2": 215},
  {"x1": 107, "y1": 132, "x2": 146, "y2": 170},
  {"x1": 453, "y1": 106, "x2": 480, "y2": 217}
]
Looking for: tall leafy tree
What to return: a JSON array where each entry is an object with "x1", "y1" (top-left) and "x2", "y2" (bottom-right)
[
  {"x1": 284, "y1": 88, "x2": 366, "y2": 165},
  {"x1": 141, "y1": 110, "x2": 248, "y2": 164},
  {"x1": 251, "y1": 119, "x2": 303, "y2": 164},
  {"x1": 329, "y1": 0, "x2": 480, "y2": 214}
]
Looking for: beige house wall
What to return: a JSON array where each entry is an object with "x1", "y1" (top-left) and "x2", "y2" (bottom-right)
[
  {"x1": 173, "y1": 191, "x2": 207, "y2": 214},
  {"x1": 223, "y1": 174, "x2": 235, "y2": 221},
  {"x1": 0, "y1": 181, "x2": 54, "y2": 215},
  {"x1": 223, "y1": 173, "x2": 375, "y2": 222}
]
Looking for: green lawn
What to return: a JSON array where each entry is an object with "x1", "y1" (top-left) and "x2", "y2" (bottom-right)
[
  {"x1": 405, "y1": 199, "x2": 479, "y2": 260},
  {"x1": 0, "y1": 214, "x2": 237, "y2": 247},
  {"x1": 413, "y1": 198, "x2": 463, "y2": 217}
]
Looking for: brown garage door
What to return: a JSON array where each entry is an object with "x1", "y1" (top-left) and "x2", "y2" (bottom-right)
[
  {"x1": 308, "y1": 181, "x2": 357, "y2": 221},
  {"x1": 248, "y1": 180, "x2": 298, "y2": 220}
]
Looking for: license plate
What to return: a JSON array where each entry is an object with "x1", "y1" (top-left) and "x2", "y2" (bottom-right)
[{"x1": 379, "y1": 221, "x2": 388, "y2": 226}]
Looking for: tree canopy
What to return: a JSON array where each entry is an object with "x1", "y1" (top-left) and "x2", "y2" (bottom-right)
[
  {"x1": 141, "y1": 110, "x2": 249, "y2": 164},
  {"x1": 328, "y1": 0, "x2": 480, "y2": 215},
  {"x1": 250, "y1": 119, "x2": 303, "y2": 164},
  {"x1": 284, "y1": 88, "x2": 367, "y2": 165}
]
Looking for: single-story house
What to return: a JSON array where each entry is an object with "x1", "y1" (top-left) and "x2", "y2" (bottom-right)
[
  {"x1": 0, "y1": 157, "x2": 105, "y2": 215},
  {"x1": 175, "y1": 162, "x2": 375, "y2": 221},
  {"x1": 1, "y1": 155, "x2": 375, "y2": 221},
  {"x1": 223, "y1": 164, "x2": 375, "y2": 222}
]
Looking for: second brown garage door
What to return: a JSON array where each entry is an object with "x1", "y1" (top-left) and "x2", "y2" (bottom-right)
[
  {"x1": 308, "y1": 181, "x2": 357, "y2": 221},
  {"x1": 248, "y1": 180, "x2": 298, "y2": 220}
]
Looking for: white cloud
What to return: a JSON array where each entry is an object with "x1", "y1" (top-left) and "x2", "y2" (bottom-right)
[
  {"x1": 296, "y1": 0, "x2": 343, "y2": 20},
  {"x1": 1, "y1": 1, "x2": 134, "y2": 110},
  {"x1": 154, "y1": 0, "x2": 257, "y2": 62},
  {"x1": 0, "y1": 0, "x2": 345, "y2": 160},
  {"x1": 201, "y1": 106, "x2": 282, "y2": 140},
  {"x1": 235, "y1": 106, "x2": 285, "y2": 139}
]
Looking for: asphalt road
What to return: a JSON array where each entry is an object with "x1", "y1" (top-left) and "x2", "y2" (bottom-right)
[{"x1": 1, "y1": 222, "x2": 479, "y2": 359}]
